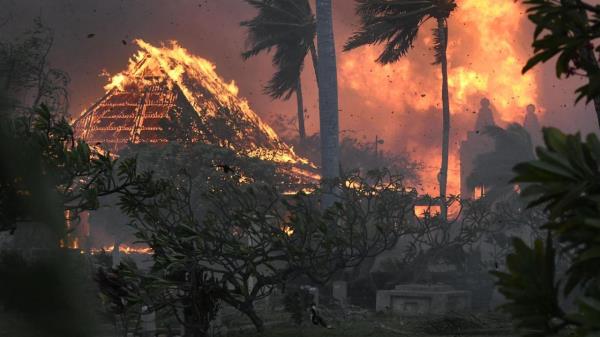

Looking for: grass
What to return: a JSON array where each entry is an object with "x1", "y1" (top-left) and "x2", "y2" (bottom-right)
[
  {"x1": 226, "y1": 314, "x2": 520, "y2": 337},
  {"x1": 227, "y1": 321, "x2": 403, "y2": 337},
  {"x1": 0, "y1": 306, "x2": 520, "y2": 337},
  {"x1": 0, "y1": 310, "x2": 39, "y2": 337}
]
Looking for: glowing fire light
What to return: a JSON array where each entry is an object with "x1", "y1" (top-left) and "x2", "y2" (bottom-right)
[
  {"x1": 339, "y1": 0, "x2": 539, "y2": 196},
  {"x1": 100, "y1": 39, "x2": 314, "y2": 169},
  {"x1": 414, "y1": 205, "x2": 441, "y2": 219},
  {"x1": 90, "y1": 245, "x2": 153, "y2": 255},
  {"x1": 282, "y1": 225, "x2": 294, "y2": 236}
]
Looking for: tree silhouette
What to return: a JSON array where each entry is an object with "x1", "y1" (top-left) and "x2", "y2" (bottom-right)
[
  {"x1": 241, "y1": 0, "x2": 318, "y2": 142},
  {"x1": 344, "y1": 0, "x2": 457, "y2": 220},
  {"x1": 522, "y1": 0, "x2": 600, "y2": 128},
  {"x1": 467, "y1": 124, "x2": 535, "y2": 202},
  {"x1": 0, "y1": 17, "x2": 70, "y2": 117}
]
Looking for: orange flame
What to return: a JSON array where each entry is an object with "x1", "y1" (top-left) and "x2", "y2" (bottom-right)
[
  {"x1": 282, "y1": 225, "x2": 294, "y2": 236},
  {"x1": 91, "y1": 245, "x2": 153, "y2": 255},
  {"x1": 414, "y1": 205, "x2": 441, "y2": 219},
  {"x1": 339, "y1": 0, "x2": 539, "y2": 196},
  {"x1": 102, "y1": 39, "x2": 314, "y2": 168}
]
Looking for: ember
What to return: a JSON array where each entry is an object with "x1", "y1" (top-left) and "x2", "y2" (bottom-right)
[{"x1": 340, "y1": 0, "x2": 540, "y2": 196}]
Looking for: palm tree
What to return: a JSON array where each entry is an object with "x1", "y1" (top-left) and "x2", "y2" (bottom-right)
[
  {"x1": 344, "y1": 0, "x2": 457, "y2": 220},
  {"x1": 241, "y1": 0, "x2": 319, "y2": 142},
  {"x1": 316, "y1": 0, "x2": 341, "y2": 208}
]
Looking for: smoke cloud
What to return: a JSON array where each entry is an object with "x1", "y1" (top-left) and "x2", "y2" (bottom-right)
[{"x1": 2, "y1": 0, "x2": 597, "y2": 194}]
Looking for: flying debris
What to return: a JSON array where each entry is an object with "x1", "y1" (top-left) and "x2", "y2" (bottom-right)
[{"x1": 215, "y1": 164, "x2": 234, "y2": 174}]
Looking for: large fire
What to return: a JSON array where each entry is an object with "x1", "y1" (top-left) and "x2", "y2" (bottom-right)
[
  {"x1": 91, "y1": 39, "x2": 314, "y2": 169},
  {"x1": 75, "y1": 1, "x2": 539, "y2": 196},
  {"x1": 339, "y1": 0, "x2": 539, "y2": 196},
  {"x1": 73, "y1": 39, "x2": 320, "y2": 186}
]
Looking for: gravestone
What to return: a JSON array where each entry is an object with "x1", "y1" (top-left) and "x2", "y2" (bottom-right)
[
  {"x1": 301, "y1": 285, "x2": 319, "y2": 305},
  {"x1": 112, "y1": 241, "x2": 121, "y2": 267},
  {"x1": 376, "y1": 284, "x2": 471, "y2": 315},
  {"x1": 332, "y1": 281, "x2": 348, "y2": 306},
  {"x1": 140, "y1": 306, "x2": 156, "y2": 337},
  {"x1": 0, "y1": 232, "x2": 11, "y2": 250}
]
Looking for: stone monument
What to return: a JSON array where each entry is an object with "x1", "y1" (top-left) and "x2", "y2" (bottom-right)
[
  {"x1": 332, "y1": 281, "x2": 348, "y2": 306},
  {"x1": 376, "y1": 284, "x2": 471, "y2": 315}
]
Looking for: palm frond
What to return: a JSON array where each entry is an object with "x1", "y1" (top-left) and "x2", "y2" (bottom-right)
[
  {"x1": 377, "y1": 21, "x2": 422, "y2": 63},
  {"x1": 344, "y1": 0, "x2": 456, "y2": 64},
  {"x1": 265, "y1": 39, "x2": 308, "y2": 99},
  {"x1": 241, "y1": 29, "x2": 302, "y2": 60},
  {"x1": 241, "y1": 0, "x2": 315, "y2": 99}
]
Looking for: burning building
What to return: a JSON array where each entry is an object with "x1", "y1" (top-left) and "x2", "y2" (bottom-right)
[
  {"x1": 72, "y1": 39, "x2": 317, "y2": 183},
  {"x1": 70, "y1": 40, "x2": 319, "y2": 253}
]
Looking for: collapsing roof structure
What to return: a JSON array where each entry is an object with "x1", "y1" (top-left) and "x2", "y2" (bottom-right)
[{"x1": 72, "y1": 39, "x2": 318, "y2": 183}]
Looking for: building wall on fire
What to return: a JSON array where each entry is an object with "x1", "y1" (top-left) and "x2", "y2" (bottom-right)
[{"x1": 70, "y1": 42, "x2": 319, "y2": 252}]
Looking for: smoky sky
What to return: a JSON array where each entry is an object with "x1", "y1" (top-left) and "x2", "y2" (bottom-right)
[
  {"x1": 2, "y1": 0, "x2": 599, "y2": 193},
  {"x1": 2, "y1": 0, "x2": 351, "y2": 124},
  {"x1": 3, "y1": 0, "x2": 596, "y2": 129}
]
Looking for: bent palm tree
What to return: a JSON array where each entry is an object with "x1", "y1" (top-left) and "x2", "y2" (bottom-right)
[
  {"x1": 241, "y1": 0, "x2": 319, "y2": 141},
  {"x1": 344, "y1": 0, "x2": 457, "y2": 220}
]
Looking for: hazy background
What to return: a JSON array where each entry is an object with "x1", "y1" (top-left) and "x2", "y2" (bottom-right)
[{"x1": 1, "y1": 0, "x2": 597, "y2": 194}]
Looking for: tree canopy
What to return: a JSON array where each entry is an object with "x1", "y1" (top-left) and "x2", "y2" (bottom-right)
[
  {"x1": 344, "y1": 0, "x2": 457, "y2": 64},
  {"x1": 241, "y1": 0, "x2": 317, "y2": 99}
]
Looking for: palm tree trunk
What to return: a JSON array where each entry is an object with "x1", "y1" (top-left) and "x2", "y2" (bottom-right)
[
  {"x1": 296, "y1": 78, "x2": 306, "y2": 141},
  {"x1": 309, "y1": 43, "x2": 320, "y2": 87},
  {"x1": 437, "y1": 18, "x2": 451, "y2": 221},
  {"x1": 316, "y1": 0, "x2": 340, "y2": 209}
]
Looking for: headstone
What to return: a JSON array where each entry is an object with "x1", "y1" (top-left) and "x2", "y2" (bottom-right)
[
  {"x1": 489, "y1": 286, "x2": 505, "y2": 311},
  {"x1": 112, "y1": 241, "x2": 121, "y2": 267},
  {"x1": 0, "y1": 232, "x2": 11, "y2": 250},
  {"x1": 376, "y1": 284, "x2": 471, "y2": 315},
  {"x1": 301, "y1": 285, "x2": 319, "y2": 305},
  {"x1": 140, "y1": 306, "x2": 156, "y2": 337},
  {"x1": 332, "y1": 281, "x2": 348, "y2": 306}
]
